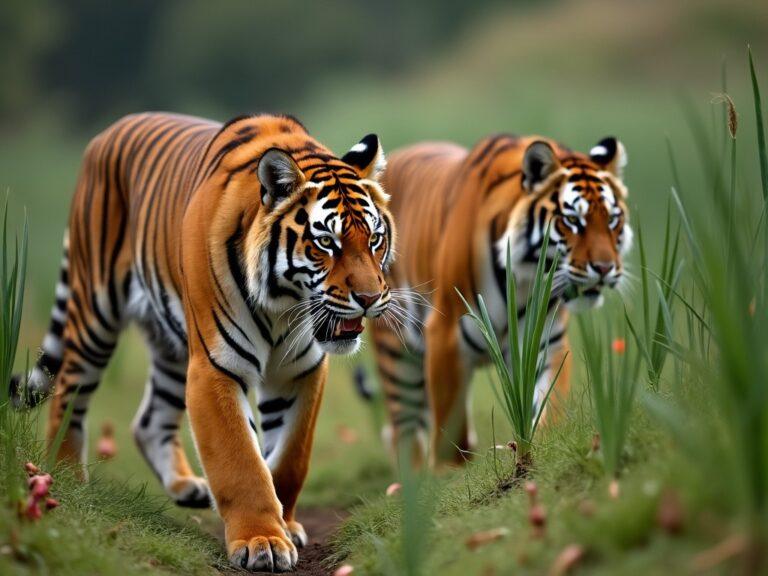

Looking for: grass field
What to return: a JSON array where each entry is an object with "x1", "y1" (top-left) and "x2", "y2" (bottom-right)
[{"x1": 1, "y1": 1, "x2": 767, "y2": 574}]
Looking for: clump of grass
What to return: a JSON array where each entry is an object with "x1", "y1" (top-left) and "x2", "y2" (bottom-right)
[
  {"x1": 577, "y1": 316, "x2": 640, "y2": 481},
  {"x1": 624, "y1": 208, "x2": 682, "y2": 391},
  {"x1": 0, "y1": 197, "x2": 29, "y2": 509},
  {"x1": 645, "y1": 49, "x2": 768, "y2": 570},
  {"x1": 458, "y1": 230, "x2": 563, "y2": 477}
]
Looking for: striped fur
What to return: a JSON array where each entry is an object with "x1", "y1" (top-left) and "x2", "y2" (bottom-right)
[
  {"x1": 13, "y1": 112, "x2": 394, "y2": 572},
  {"x1": 370, "y1": 135, "x2": 631, "y2": 466}
]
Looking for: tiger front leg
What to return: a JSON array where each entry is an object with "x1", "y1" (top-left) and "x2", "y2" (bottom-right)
[
  {"x1": 260, "y1": 356, "x2": 327, "y2": 549},
  {"x1": 186, "y1": 358, "x2": 297, "y2": 572},
  {"x1": 425, "y1": 313, "x2": 475, "y2": 467}
]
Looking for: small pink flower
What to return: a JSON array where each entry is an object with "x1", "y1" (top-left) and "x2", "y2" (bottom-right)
[
  {"x1": 529, "y1": 504, "x2": 546, "y2": 538},
  {"x1": 24, "y1": 462, "x2": 40, "y2": 476},
  {"x1": 28, "y1": 474, "x2": 53, "y2": 499},
  {"x1": 335, "y1": 425, "x2": 358, "y2": 445},
  {"x1": 385, "y1": 482, "x2": 402, "y2": 496},
  {"x1": 97, "y1": 421, "x2": 117, "y2": 459},
  {"x1": 97, "y1": 437, "x2": 117, "y2": 460},
  {"x1": 24, "y1": 499, "x2": 42, "y2": 521},
  {"x1": 45, "y1": 498, "x2": 60, "y2": 510},
  {"x1": 334, "y1": 564, "x2": 354, "y2": 576}
]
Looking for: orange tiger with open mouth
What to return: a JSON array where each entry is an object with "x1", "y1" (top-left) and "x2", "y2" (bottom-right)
[{"x1": 12, "y1": 112, "x2": 394, "y2": 572}]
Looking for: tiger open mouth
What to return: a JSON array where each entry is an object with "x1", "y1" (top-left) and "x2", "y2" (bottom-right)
[{"x1": 313, "y1": 314, "x2": 365, "y2": 342}]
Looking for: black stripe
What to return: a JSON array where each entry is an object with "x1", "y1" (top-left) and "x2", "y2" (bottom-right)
[
  {"x1": 225, "y1": 226, "x2": 274, "y2": 346},
  {"x1": 213, "y1": 310, "x2": 262, "y2": 372},
  {"x1": 154, "y1": 362, "x2": 186, "y2": 384},
  {"x1": 266, "y1": 220, "x2": 302, "y2": 301},
  {"x1": 293, "y1": 353, "x2": 326, "y2": 381},
  {"x1": 90, "y1": 292, "x2": 117, "y2": 333},
  {"x1": 160, "y1": 434, "x2": 176, "y2": 446},
  {"x1": 490, "y1": 226, "x2": 508, "y2": 302},
  {"x1": 289, "y1": 339, "x2": 314, "y2": 363},
  {"x1": 460, "y1": 320, "x2": 485, "y2": 353},
  {"x1": 152, "y1": 379, "x2": 186, "y2": 410},
  {"x1": 386, "y1": 391, "x2": 425, "y2": 411},
  {"x1": 379, "y1": 366, "x2": 424, "y2": 389},
  {"x1": 542, "y1": 329, "x2": 565, "y2": 350},
  {"x1": 64, "y1": 338, "x2": 110, "y2": 368},
  {"x1": 193, "y1": 320, "x2": 248, "y2": 395},
  {"x1": 469, "y1": 135, "x2": 505, "y2": 167},
  {"x1": 39, "y1": 352, "x2": 63, "y2": 377},
  {"x1": 393, "y1": 413, "x2": 427, "y2": 429},
  {"x1": 65, "y1": 381, "x2": 99, "y2": 395},
  {"x1": 258, "y1": 396, "x2": 296, "y2": 414},
  {"x1": 261, "y1": 416, "x2": 284, "y2": 432},
  {"x1": 49, "y1": 318, "x2": 65, "y2": 338}
]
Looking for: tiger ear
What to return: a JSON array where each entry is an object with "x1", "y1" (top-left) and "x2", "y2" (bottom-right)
[
  {"x1": 589, "y1": 137, "x2": 627, "y2": 178},
  {"x1": 342, "y1": 134, "x2": 386, "y2": 180},
  {"x1": 522, "y1": 141, "x2": 560, "y2": 192},
  {"x1": 257, "y1": 148, "x2": 306, "y2": 209}
]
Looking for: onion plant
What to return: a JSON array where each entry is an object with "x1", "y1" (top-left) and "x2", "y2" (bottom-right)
[{"x1": 458, "y1": 229, "x2": 563, "y2": 475}]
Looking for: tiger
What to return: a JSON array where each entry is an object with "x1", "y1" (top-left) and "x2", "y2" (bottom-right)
[
  {"x1": 11, "y1": 112, "x2": 394, "y2": 572},
  {"x1": 364, "y1": 134, "x2": 631, "y2": 467}
]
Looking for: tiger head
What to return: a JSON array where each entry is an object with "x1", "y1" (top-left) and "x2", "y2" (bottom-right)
[
  {"x1": 508, "y1": 137, "x2": 632, "y2": 311},
  {"x1": 245, "y1": 134, "x2": 394, "y2": 354}
]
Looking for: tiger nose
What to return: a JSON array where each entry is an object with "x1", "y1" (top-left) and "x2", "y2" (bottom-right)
[
  {"x1": 352, "y1": 292, "x2": 381, "y2": 310},
  {"x1": 591, "y1": 261, "x2": 615, "y2": 277}
]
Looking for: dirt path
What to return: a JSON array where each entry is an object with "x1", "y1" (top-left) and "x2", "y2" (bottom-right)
[
  {"x1": 290, "y1": 507, "x2": 348, "y2": 575},
  {"x1": 214, "y1": 507, "x2": 348, "y2": 575}
]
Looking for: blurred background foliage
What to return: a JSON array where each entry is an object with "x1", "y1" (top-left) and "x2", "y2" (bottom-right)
[
  {"x1": 2, "y1": 0, "x2": 766, "y2": 131},
  {"x1": 1, "y1": 0, "x2": 767, "y2": 509}
]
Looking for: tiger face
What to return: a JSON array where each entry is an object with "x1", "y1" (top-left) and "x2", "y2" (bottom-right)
[
  {"x1": 246, "y1": 135, "x2": 394, "y2": 354},
  {"x1": 512, "y1": 137, "x2": 632, "y2": 311}
]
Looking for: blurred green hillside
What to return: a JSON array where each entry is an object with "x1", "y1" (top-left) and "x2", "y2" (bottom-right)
[{"x1": 1, "y1": 0, "x2": 767, "y2": 513}]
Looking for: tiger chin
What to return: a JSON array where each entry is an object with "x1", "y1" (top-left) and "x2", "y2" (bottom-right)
[{"x1": 11, "y1": 112, "x2": 394, "y2": 572}]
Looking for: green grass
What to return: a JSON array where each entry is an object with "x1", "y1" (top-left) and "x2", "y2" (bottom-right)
[{"x1": 577, "y1": 314, "x2": 640, "y2": 480}]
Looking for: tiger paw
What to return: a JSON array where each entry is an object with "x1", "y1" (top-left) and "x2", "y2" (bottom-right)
[
  {"x1": 228, "y1": 528, "x2": 298, "y2": 572},
  {"x1": 285, "y1": 519, "x2": 307, "y2": 548},
  {"x1": 168, "y1": 476, "x2": 211, "y2": 509}
]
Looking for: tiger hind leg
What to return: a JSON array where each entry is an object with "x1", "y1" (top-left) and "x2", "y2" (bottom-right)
[
  {"x1": 132, "y1": 347, "x2": 210, "y2": 508},
  {"x1": 45, "y1": 283, "x2": 126, "y2": 475}
]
